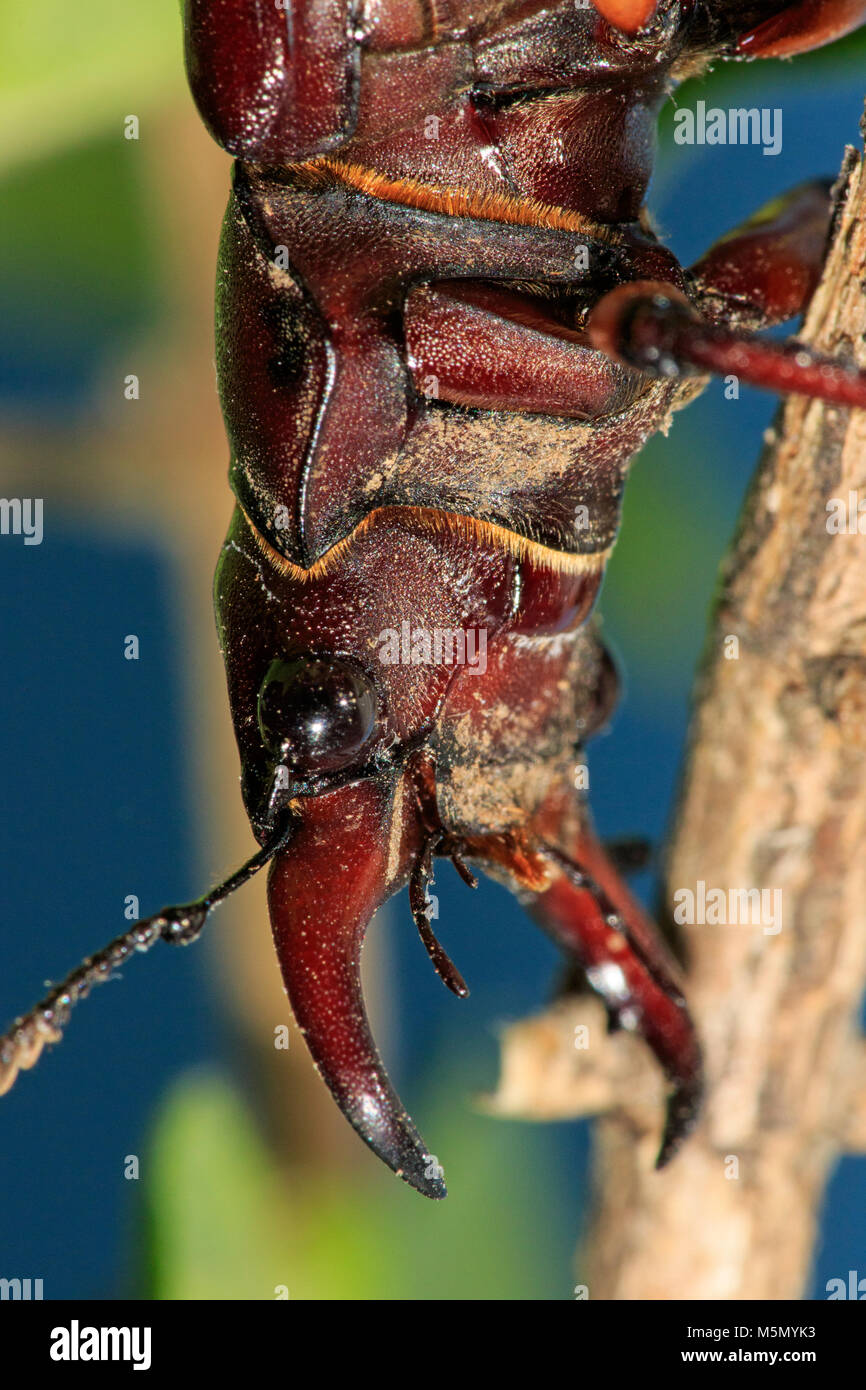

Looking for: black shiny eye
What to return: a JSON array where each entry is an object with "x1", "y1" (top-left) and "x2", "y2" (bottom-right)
[{"x1": 257, "y1": 654, "x2": 378, "y2": 774}]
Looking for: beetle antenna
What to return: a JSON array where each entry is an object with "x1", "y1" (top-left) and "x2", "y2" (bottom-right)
[
  {"x1": 0, "y1": 809, "x2": 298, "y2": 1096},
  {"x1": 589, "y1": 280, "x2": 866, "y2": 409}
]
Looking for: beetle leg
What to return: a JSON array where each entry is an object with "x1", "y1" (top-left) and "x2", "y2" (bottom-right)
[
  {"x1": 534, "y1": 836, "x2": 702, "y2": 1166},
  {"x1": 588, "y1": 278, "x2": 866, "y2": 408},
  {"x1": 404, "y1": 281, "x2": 648, "y2": 420},
  {"x1": 689, "y1": 181, "x2": 834, "y2": 327},
  {"x1": 267, "y1": 779, "x2": 447, "y2": 1198},
  {"x1": 736, "y1": 0, "x2": 866, "y2": 56},
  {"x1": 468, "y1": 827, "x2": 702, "y2": 1166}
]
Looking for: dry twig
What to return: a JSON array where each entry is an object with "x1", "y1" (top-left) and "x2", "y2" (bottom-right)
[{"x1": 490, "y1": 126, "x2": 866, "y2": 1300}]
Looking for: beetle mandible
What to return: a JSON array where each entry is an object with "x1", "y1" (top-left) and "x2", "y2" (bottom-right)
[{"x1": 3, "y1": 0, "x2": 866, "y2": 1198}]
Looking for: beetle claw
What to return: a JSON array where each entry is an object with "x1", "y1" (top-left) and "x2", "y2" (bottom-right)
[{"x1": 656, "y1": 1071, "x2": 703, "y2": 1169}]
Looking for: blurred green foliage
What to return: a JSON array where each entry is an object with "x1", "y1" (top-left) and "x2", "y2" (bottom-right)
[
  {"x1": 143, "y1": 1070, "x2": 569, "y2": 1300},
  {"x1": 0, "y1": 2, "x2": 183, "y2": 173},
  {"x1": 602, "y1": 419, "x2": 733, "y2": 706},
  {"x1": 0, "y1": 136, "x2": 160, "y2": 378}
]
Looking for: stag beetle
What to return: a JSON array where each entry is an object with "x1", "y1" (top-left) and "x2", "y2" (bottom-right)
[{"x1": 3, "y1": 0, "x2": 866, "y2": 1199}]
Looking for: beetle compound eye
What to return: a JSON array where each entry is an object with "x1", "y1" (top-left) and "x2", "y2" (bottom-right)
[{"x1": 257, "y1": 655, "x2": 378, "y2": 774}]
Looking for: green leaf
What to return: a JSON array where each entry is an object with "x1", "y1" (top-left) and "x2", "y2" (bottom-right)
[
  {"x1": 143, "y1": 1072, "x2": 298, "y2": 1300},
  {"x1": 0, "y1": 1, "x2": 184, "y2": 172},
  {"x1": 142, "y1": 1066, "x2": 571, "y2": 1300}
]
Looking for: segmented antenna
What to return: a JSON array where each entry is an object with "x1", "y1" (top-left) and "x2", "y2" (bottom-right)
[{"x1": 0, "y1": 811, "x2": 297, "y2": 1096}]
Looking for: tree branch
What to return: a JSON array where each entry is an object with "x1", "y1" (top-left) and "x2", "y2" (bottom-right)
[{"x1": 488, "y1": 123, "x2": 866, "y2": 1299}]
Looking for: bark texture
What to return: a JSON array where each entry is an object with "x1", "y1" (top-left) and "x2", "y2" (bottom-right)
[{"x1": 489, "y1": 128, "x2": 866, "y2": 1299}]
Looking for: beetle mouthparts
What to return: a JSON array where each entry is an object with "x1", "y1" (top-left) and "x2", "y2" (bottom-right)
[{"x1": 267, "y1": 779, "x2": 448, "y2": 1199}]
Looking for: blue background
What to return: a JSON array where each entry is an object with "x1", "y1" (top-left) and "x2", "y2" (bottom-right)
[{"x1": 1, "y1": 32, "x2": 865, "y2": 1299}]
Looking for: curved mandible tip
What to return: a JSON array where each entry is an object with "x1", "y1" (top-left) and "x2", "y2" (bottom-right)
[{"x1": 267, "y1": 781, "x2": 447, "y2": 1199}]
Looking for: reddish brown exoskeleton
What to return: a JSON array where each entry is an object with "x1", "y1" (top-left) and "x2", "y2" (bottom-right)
[{"x1": 4, "y1": 0, "x2": 866, "y2": 1198}]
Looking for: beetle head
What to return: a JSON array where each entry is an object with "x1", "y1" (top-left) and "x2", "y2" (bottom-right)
[{"x1": 214, "y1": 500, "x2": 611, "y2": 1196}]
